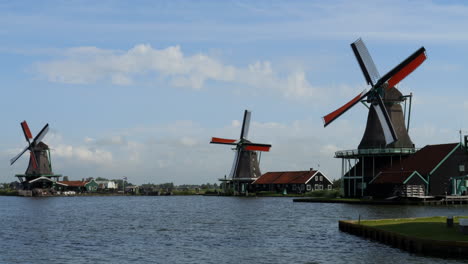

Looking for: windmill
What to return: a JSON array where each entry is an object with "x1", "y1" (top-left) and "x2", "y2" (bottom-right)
[
  {"x1": 323, "y1": 38, "x2": 427, "y2": 197},
  {"x1": 10, "y1": 121, "x2": 61, "y2": 192},
  {"x1": 323, "y1": 38, "x2": 426, "y2": 149},
  {"x1": 210, "y1": 110, "x2": 271, "y2": 194}
]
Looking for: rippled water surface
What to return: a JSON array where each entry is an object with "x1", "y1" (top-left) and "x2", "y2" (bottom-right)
[{"x1": 1, "y1": 196, "x2": 468, "y2": 263}]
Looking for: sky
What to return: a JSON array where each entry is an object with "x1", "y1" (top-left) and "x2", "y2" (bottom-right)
[{"x1": 1, "y1": 0, "x2": 468, "y2": 185}]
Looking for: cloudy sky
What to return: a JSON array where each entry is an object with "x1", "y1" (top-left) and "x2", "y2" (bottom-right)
[{"x1": 1, "y1": 0, "x2": 468, "y2": 184}]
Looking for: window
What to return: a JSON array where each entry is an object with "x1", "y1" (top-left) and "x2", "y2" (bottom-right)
[
  {"x1": 328, "y1": 185, "x2": 332, "y2": 190},
  {"x1": 315, "y1": 184, "x2": 318, "y2": 190},
  {"x1": 460, "y1": 165, "x2": 465, "y2": 172},
  {"x1": 292, "y1": 185, "x2": 296, "y2": 190},
  {"x1": 306, "y1": 184, "x2": 311, "y2": 191},
  {"x1": 320, "y1": 176, "x2": 323, "y2": 181}
]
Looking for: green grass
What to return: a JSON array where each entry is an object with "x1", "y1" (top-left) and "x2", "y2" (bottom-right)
[{"x1": 359, "y1": 216, "x2": 468, "y2": 242}]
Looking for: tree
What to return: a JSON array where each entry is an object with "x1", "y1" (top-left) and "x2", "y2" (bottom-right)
[
  {"x1": 96, "y1": 177, "x2": 109, "y2": 181},
  {"x1": 332, "y1": 178, "x2": 342, "y2": 189}
]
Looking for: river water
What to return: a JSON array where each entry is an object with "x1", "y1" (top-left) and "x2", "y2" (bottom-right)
[{"x1": 1, "y1": 196, "x2": 468, "y2": 264}]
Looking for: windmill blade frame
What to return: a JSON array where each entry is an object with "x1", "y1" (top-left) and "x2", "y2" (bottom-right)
[
  {"x1": 351, "y1": 38, "x2": 381, "y2": 86},
  {"x1": 375, "y1": 47, "x2": 426, "y2": 89},
  {"x1": 373, "y1": 95, "x2": 398, "y2": 145},
  {"x1": 228, "y1": 149, "x2": 241, "y2": 178},
  {"x1": 10, "y1": 145, "x2": 30, "y2": 165},
  {"x1": 243, "y1": 143, "x2": 272, "y2": 152},
  {"x1": 210, "y1": 137, "x2": 238, "y2": 145},
  {"x1": 240, "y1": 110, "x2": 251, "y2": 140},
  {"x1": 29, "y1": 151, "x2": 39, "y2": 169},
  {"x1": 21, "y1": 121, "x2": 33, "y2": 143},
  {"x1": 32, "y1": 124, "x2": 49, "y2": 145},
  {"x1": 323, "y1": 89, "x2": 369, "y2": 127}
]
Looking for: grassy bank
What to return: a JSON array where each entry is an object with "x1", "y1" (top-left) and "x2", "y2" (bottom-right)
[{"x1": 358, "y1": 216, "x2": 468, "y2": 241}]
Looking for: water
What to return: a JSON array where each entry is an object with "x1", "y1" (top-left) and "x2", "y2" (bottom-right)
[{"x1": 1, "y1": 196, "x2": 468, "y2": 264}]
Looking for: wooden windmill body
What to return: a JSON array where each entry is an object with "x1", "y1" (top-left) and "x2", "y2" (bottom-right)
[
  {"x1": 211, "y1": 110, "x2": 271, "y2": 195},
  {"x1": 10, "y1": 121, "x2": 62, "y2": 194}
]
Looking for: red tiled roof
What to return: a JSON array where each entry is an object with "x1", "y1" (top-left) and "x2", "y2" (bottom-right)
[
  {"x1": 58, "y1": 181, "x2": 88, "y2": 187},
  {"x1": 253, "y1": 170, "x2": 318, "y2": 184},
  {"x1": 372, "y1": 143, "x2": 459, "y2": 184}
]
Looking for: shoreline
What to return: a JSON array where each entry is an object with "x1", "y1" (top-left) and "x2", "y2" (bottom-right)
[{"x1": 339, "y1": 217, "x2": 468, "y2": 258}]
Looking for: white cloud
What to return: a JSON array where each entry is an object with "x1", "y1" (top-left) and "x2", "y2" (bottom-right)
[{"x1": 35, "y1": 44, "x2": 321, "y2": 100}]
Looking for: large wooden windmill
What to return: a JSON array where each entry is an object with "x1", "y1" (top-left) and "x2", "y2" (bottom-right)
[
  {"x1": 323, "y1": 38, "x2": 427, "y2": 197},
  {"x1": 10, "y1": 121, "x2": 61, "y2": 193},
  {"x1": 210, "y1": 110, "x2": 271, "y2": 194}
]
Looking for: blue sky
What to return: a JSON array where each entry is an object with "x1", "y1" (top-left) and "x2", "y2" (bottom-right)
[{"x1": 1, "y1": 0, "x2": 468, "y2": 184}]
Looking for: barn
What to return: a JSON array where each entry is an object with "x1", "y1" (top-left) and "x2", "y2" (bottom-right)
[
  {"x1": 367, "y1": 143, "x2": 468, "y2": 197},
  {"x1": 252, "y1": 169, "x2": 333, "y2": 194}
]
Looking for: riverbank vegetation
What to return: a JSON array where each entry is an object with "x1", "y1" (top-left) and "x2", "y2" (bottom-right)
[{"x1": 359, "y1": 216, "x2": 468, "y2": 241}]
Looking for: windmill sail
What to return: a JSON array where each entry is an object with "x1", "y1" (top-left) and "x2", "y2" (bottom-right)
[
  {"x1": 210, "y1": 110, "x2": 271, "y2": 182},
  {"x1": 323, "y1": 38, "x2": 426, "y2": 147},
  {"x1": 240, "y1": 110, "x2": 251, "y2": 140},
  {"x1": 323, "y1": 89, "x2": 368, "y2": 127},
  {"x1": 351, "y1": 38, "x2": 380, "y2": 86},
  {"x1": 373, "y1": 96, "x2": 398, "y2": 145},
  {"x1": 10, "y1": 121, "x2": 49, "y2": 167}
]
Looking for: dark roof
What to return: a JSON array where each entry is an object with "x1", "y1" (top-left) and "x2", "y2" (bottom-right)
[
  {"x1": 34, "y1": 141, "x2": 49, "y2": 150},
  {"x1": 372, "y1": 143, "x2": 459, "y2": 184},
  {"x1": 58, "y1": 181, "x2": 88, "y2": 187},
  {"x1": 372, "y1": 171, "x2": 415, "y2": 184},
  {"x1": 253, "y1": 170, "x2": 318, "y2": 184}
]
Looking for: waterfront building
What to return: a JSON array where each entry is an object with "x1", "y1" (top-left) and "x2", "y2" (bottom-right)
[
  {"x1": 368, "y1": 143, "x2": 468, "y2": 197},
  {"x1": 96, "y1": 180, "x2": 118, "y2": 191},
  {"x1": 57, "y1": 179, "x2": 98, "y2": 193},
  {"x1": 253, "y1": 169, "x2": 332, "y2": 194}
]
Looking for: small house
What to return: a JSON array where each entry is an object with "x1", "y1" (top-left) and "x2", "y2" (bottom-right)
[
  {"x1": 253, "y1": 169, "x2": 333, "y2": 194},
  {"x1": 96, "y1": 180, "x2": 118, "y2": 191}
]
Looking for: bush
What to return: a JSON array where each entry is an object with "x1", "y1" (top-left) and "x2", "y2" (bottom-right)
[
  {"x1": 0, "y1": 189, "x2": 18, "y2": 196},
  {"x1": 305, "y1": 189, "x2": 340, "y2": 198}
]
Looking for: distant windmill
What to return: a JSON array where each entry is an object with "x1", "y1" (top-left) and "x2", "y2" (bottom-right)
[
  {"x1": 210, "y1": 110, "x2": 271, "y2": 194},
  {"x1": 10, "y1": 121, "x2": 60, "y2": 192},
  {"x1": 323, "y1": 38, "x2": 426, "y2": 149}
]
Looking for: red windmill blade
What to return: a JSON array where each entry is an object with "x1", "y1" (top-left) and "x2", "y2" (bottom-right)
[
  {"x1": 210, "y1": 110, "x2": 271, "y2": 152},
  {"x1": 210, "y1": 110, "x2": 272, "y2": 181},
  {"x1": 10, "y1": 121, "x2": 49, "y2": 168},
  {"x1": 322, "y1": 38, "x2": 426, "y2": 146}
]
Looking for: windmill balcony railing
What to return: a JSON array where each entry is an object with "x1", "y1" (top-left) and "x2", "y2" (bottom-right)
[{"x1": 335, "y1": 147, "x2": 419, "y2": 158}]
